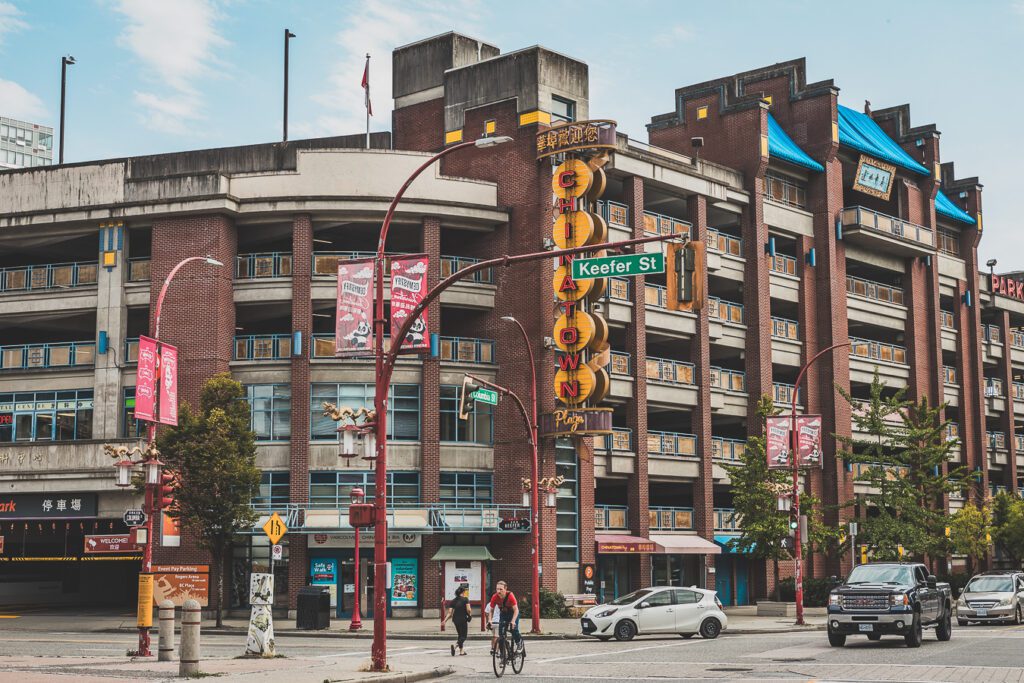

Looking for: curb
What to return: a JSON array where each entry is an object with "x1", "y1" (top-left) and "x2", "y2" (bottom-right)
[
  {"x1": 331, "y1": 665, "x2": 455, "y2": 683},
  {"x1": 97, "y1": 625, "x2": 825, "y2": 638}
]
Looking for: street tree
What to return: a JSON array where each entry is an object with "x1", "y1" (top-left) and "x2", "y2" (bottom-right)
[
  {"x1": 156, "y1": 373, "x2": 261, "y2": 627},
  {"x1": 837, "y1": 373, "x2": 967, "y2": 564},
  {"x1": 992, "y1": 491, "x2": 1024, "y2": 567},
  {"x1": 948, "y1": 501, "x2": 993, "y2": 576}
]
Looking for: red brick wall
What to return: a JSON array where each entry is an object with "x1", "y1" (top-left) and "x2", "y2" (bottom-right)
[{"x1": 393, "y1": 98, "x2": 444, "y2": 153}]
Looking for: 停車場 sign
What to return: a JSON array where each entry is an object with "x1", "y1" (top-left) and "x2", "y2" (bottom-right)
[{"x1": 571, "y1": 252, "x2": 665, "y2": 280}]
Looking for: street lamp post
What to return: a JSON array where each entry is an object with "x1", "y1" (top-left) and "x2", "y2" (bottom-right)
[
  {"x1": 791, "y1": 340, "x2": 850, "y2": 626},
  {"x1": 350, "y1": 487, "x2": 365, "y2": 632},
  {"x1": 500, "y1": 315, "x2": 542, "y2": 635},
  {"x1": 283, "y1": 29, "x2": 296, "y2": 142},
  {"x1": 59, "y1": 55, "x2": 75, "y2": 164}
]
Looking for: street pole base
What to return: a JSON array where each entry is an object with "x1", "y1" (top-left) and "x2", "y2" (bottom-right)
[
  {"x1": 349, "y1": 621, "x2": 363, "y2": 631},
  {"x1": 129, "y1": 627, "x2": 153, "y2": 657}
]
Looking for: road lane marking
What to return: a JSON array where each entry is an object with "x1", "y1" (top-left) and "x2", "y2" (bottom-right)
[{"x1": 535, "y1": 638, "x2": 701, "y2": 664}]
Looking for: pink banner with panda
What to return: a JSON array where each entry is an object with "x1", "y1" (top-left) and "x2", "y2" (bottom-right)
[
  {"x1": 390, "y1": 255, "x2": 430, "y2": 354},
  {"x1": 158, "y1": 342, "x2": 179, "y2": 426},
  {"x1": 135, "y1": 335, "x2": 158, "y2": 422},
  {"x1": 335, "y1": 258, "x2": 375, "y2": 357}
]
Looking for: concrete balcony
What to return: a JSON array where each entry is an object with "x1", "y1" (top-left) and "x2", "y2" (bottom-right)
[
  {"x1": 846, "y1": 275, "x2": 907, "y2": 331},
  {"x1": 940, "y1": 313, "x2": 957, "y2": 353},
  {"x1": 649, "y1": 506, "x2": 694, "y2": 531},
  {"x1": 710, "y1": 367, "x2": 747, "y2": 416},
  {"x1": 943, "y1": 366, "x2": 959, "y2": 407},
  {"x1": 595, "y1": 428, "x2": 635, "y2": 477},
  {"x1": 645, "y1": 357, "x2": 698, "y2": 407},
  {"x1": 647, "y1": 430, "x2": 701, "y2": 479},
  {"x1": 849, "y1": 337, "x2": 910, "y2": 386},
  {"x1": 982, "y1": 325, "x2": 1004, "y2": 364},
  {"x1": 608, "y1": 351, "x2": 634, "y2": 401},
  {"x1": 840, "y1": 206, "x2": 935, "y2": 256},
  {"x1": 771, "y1": 317, "x2": 801, "y2": 366},
  {"x1": 984, "y1": 378, "x2": 1006, "y2": 414},
  {"x1": 0, "y1": 341, "x2": 96, "y2": 373},
  {"x1": 705, "y1": 228, "x2": 744, "y2": 280},
  {"x1": 595, "y1": 504, "x2": 629, "y2": 531},
  {"x1": 708, "y1": 297, "x2": 745, "y2": 349},
  {"x1": 768, "y1": 255, "x2": 800, "y2": 303}
]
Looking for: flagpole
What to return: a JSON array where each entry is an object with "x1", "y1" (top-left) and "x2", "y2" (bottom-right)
[{"x1": 365, "y1": 53, "x2": 371, "y2": 149}]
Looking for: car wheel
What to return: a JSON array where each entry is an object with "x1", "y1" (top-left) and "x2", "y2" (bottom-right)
[
  {"x1": 699, "y1": 618, "x2": 721, "y2": 640},
  {"x1": 936, "y1": 608, "x2": 952, "y2": 641},
  {"x1": 679, "y1": 633, "x2": 695, "y2": 639},
  {"x1": 827, "y1": 630, "x2": 846, "y2": 647},
  {"x1": 904, "y1": 615, "x2": 922, "y2": 648},
  {"x1": 614, "y1": 620, "x2": 636, "y2": 642},
  {"x1": 867, "y1": 633, "x2": 882, "y2": 641},
  {"x1": 957, "y1": 618, "x2": 968, "y2": 627}
]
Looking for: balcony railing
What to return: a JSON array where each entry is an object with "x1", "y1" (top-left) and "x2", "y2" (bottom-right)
[
  {"x1": 128, "y1": 258, "x2": 151, "y2": 282},
  {"x1": 984, "y1": 377, "x2": 1005, "y2": 397},
  {"x1": 647, "y1": 430, "x2": 697, "y2": 457},
  {"x1": 595, "y1": 504, "x2": 629, "y2": 530},
  {"x1": 710, "y1": 367, "x2": 746, "y2": 392},
  {"x1": 940, "y1": 310, "x2": 955, "y2": 330},
  {"x1": 982, "y1": 324, "x2": 1002, "y2": 344},
  {"x1": 1017, "y1": 434, "x2": 1024, "y2": 451},
  {"x1": 769, "y1": 253, "x2": 798, "y2": 276},
  {"x1": 841, "y1": 206, "x2": 934, "y2": 248},
  {"x1": 1013, "y1": 383, "x2": 1024, "y2": 401},
  {"x1": 1013, "y1": 331, "x2": 1024, "y2": 349},
  {"x1": 712, "y1": 437, "x2": 746, "y2": 464},
  {"x1": 708, "y1": 297, "x2": 744, "y2": 324},
  {"x1": 234, "y1": 334, "x2": 292, "y2": 361},
  {"x1": 609, "y1": 351, "x2": 631, "y2": 375},
  {"x1": 441, "y1": 256, "x2": 493, "y2": 284},
  {"x1": 850, "y1": 337, "x2": 907, "y2": 365},
  {"x1": 646, "y1": 357, "x2": 695, "y2": 385},
  {"x1": 771, "y1": 316, "x2": 799, "y2": 340},
  {"x1": 0, "y1": 260, "x2": 98, "y2": 293},
  {"x1": 125, "y1": 338, "x2": 139, "y2": 363},
  {"x1": 0, "y1": 341, "x2": 95, "y2": 370},
  {"x1": 649, "y1": 506, "x2": 694, "y2": 531},
  {"x1": 846, "y1": 275, "x2": 905, "y2": 306},
  {"x1": 944, "y1": 366, "x2": 958, "y2": 385},
  {"x1": 988, "y1": 431, "x2": 1007, "y2": 450},
  {"x1": 602, "y1": 428, "x2": 633, "y2": 452},
  {"x1": 945, "y1": 424, "x2": 959, "y2": 443},
  {"x1": 438, "y1": 337, "x2": 495, "y2": 364},
  {"x1": 644, "y1": 282, "x2": 668, "y2": 309},
  {"x1": 609, "y1": 277, "x2": 631, "y2": 301},
  {"x1": 236, "y1": 252, "x2": 293, "y2": 279},
  {"x1": 853, "y1": 462, "x2": 909, "y2": 480},
  {"x1": 714, "y1": 508, "x2": 741, "y2": 532},
  {"x1": 706, "y1": 228, "x2": 743, "y2": 258},
  {"x1": 312, "y1": 251, "x2": 398, "y2": 276},
  {"x1": 643, "y1": 210, "x2": 691, "y2": 238},
  {"x1": 773, "y1": 382, "x2": 800, "y2": 406},
  {"x1": 597, "y1": 200, "x2": 629, "y2": 228}
]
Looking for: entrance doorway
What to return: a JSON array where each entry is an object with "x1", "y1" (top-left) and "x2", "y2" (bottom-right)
[{"x1": 597, "y1": 555, "x2": 631, "y2": 603}]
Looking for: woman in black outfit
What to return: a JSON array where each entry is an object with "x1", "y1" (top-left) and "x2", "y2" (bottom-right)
[{"x1": 444, "y1": 586, "x2": 471, "y2": 656}]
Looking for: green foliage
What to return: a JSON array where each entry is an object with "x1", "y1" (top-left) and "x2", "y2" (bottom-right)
[
  {"x1": 948, "y1": 502, "x2": 993, "y2": 574},
  {"x1": 937, "y1": 572, "x2": 972, "y2": 599},
  {"x1": 518, "y1": 588, "x2": 569, "y2": 619},
  {"x1": 776, "y1": 577, "x2": 836, "y2": 607},
  {"x1": 836, "y1": 373, "x2": 967, "y2": 562},
  {"x1": 992, "y1": 492, "x2": 1024, "y2": 566}
]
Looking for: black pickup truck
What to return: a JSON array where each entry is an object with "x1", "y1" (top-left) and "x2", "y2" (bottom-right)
[{"x1": 826, "y1": 562, "x2": 953, "y2": 648}]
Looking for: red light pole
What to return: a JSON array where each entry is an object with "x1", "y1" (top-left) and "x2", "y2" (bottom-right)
[
  {"x1": 791, "y1": 340, "x2": 850, "y2": 626},
  {"x1": 349, "y1": 487, "x2": 365, "y2": 631},
  {"x1": 500, "y1": 315, "x2": 542, "y2": 634}
]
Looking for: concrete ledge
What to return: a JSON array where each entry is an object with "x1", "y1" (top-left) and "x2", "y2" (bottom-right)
[
  {"x1": 337, "y1": 665, "x2": 454, "y2": 683},
  {"x1": 756, "y1": 601, "x2": 796, "y2": 617}
]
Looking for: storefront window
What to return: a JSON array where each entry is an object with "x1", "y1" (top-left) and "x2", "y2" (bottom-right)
[
  {"x1": 311, "y1": 383, "x2": 419, "y2": 441},
  {"x1": 254, "y1": 471, "x2": 290, "y2": 508},
  {"x1": 231, "y1": 536, "x2": 289, "y2": 608},
  {"x1": 439, "y1": 385, "x2": 493, "y2": 444},
  {"x1": 0, "y1": 390, "x2": 92, "y2": 442},
  {"x1": 555, "y1": 439, "x2": 579, "y2": 563},
  {"x1": 309, "y1": 471, "x2": 420, "y2": 508},
  {"x1": 244, "y1": 384, "x2": 291, "y2": 441},
  {"x1": 440, "y1": 472, "x2": 493, "y2": 505},
  {"x1": 122, "y1": 387, "x2": 146, "y2": 438}
]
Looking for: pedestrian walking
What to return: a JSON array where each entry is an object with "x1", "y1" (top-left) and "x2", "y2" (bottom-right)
[{"x1": 443, "y1": 586, "x2": 472, "y2": 656}]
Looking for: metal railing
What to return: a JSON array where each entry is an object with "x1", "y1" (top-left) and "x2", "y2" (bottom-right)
[
  {"x1": 312, "y1": 250, "x2": 391, "y2": 276},
  {"x1": 644, "y1": 282, "x2": 668, "y2": 308},
  {"x1": 841, "y1": 206, "x2": 934, "y2": 248},
  {"x1": 647, "y1": 430, "x2": 697, "y2": 457},
  {"x1": 595, "y1": 504, "x2": 629, "y2": 530},
  {"x1": 649, "y1": 506, "x2": 694, "y2": 531},
  {"x1": 236, "y1": 252, "x2": 293, "y2": 279},
  {"x1": 1013, "y1": 383, "x2": 1024, "y2": 401},
  {"x1": 769, "y1": 253, "x2": 797, "y2": 276},
  {"x1": 940, "y1": 310, "x2": 955, "y2": 330},
  {"x1": 602, "y1": 428, "x2": 633, "y2": 452},
  {"x1": 773, "y1": 382, "x2": 800, "y2": 406},
  {"x1": 712, "y1": 437, "x2": 746, "y2": 464},
  {"x1": 0, "y1": 260, "x2": 98, "y2": 293},
  {"x1": 984, "y1": 377, "x2": 1005, "y2": 397},
  {"x1": 708, "y1": 297, "x2": 744, "y2": 324},
  {"x1": 714, "y1": 507, "x2": 741, "y2": 531},
  {"x1": 609, "y1": 351, "x2": 631, "y2": 375},
  {"x1": 438, "y1": 337, "x2": 496, "y2": 364},
  {"x1": 982, "y1": 324, "x2": 1002, "y2": 344},
  {"x1": 988, "y1": 431, "x2": 1007, "y2": 450},
  {"x1": 0, "y1": 341, "x2": 95, "y2": 370},
  {"x1": 125, "y1": 338, "x2": 139, "y2": 363},
  {"x1": 1017, "y1": 434, "x2": 1024, "y2": 451},
  {"x1": 846, "y1": 274, "x2": 904, "y2": 306},
  {"x1": 646, "y1": 357, "x2": 695, "y2": 385},
  {"x1": 1013, "y1": 331, "x2": 1024, "y2": 349},
  {"x1": 441, "y1": 256, "x2": 494, "y2": 284},
  {"x1": 771, "y1": 316, "x2": 799, "y2": 340},
  {"x1": 706, "y1": 228, "x2": 743, "y2": 257},
  {"x1": 609, "y1": 277, "x2": 631, "y2": 301},
  {"x1": 710, "y1": 366, "x2": 746, "y2": 392},
  {"x1": 643, "y1": 210, "x2": 691, "y2": 238},
  {"x1": 597, "y1": 200, "x2": 630, "y2": 227},
  {"x1": 234, "y1": 334, "x2": 292, "y2": 361},
  {"x1": 849, "y1": 336, "x2": 907, "y2": 365},
  {"x1": 944, "y1": 366, "x2": 958, "y2": 385},
  {"x1": 128, "y1": 258, "x2": 151, "y2": 282}
]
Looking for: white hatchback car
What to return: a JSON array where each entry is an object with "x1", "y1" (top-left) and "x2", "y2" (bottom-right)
[{"x1": 581, "y1": 586, "x2": 728, "y2": 641}]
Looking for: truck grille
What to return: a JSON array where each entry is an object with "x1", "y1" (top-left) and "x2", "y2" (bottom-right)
[
  {"x1": 841, "y1": 594, "x2": 889, "y2": 610},
  {"x1": 967, "y1": 600, "x2": 998, "y2": 609}
]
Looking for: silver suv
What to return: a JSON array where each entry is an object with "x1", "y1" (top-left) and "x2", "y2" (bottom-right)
[{"x1": 956, "y1": 571, "x2": 1024, "y2": 625}]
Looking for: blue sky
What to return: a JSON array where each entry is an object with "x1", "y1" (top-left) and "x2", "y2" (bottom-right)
[{"x1": 2, "y1": 0, "x2": 1022, "y2": 268}]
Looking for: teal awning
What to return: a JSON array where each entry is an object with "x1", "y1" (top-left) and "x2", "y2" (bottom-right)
[
  {"x1": 713, "y1": 534, "x2": 756, "y2": 554},
  {"x1": 431, "y1": 545, "x2": 497, "y2": 561},
  {"x1": 837, "y1": 105, "x2": 929, "y2": 176},
  {"x1": 935, "y1": 189, "x2": 976, "y2": 225},
  {"x1": 767, "y1": 113, "x2": 823, "y2": 172}
]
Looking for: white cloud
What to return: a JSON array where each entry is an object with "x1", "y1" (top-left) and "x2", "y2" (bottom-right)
[
  {"x1": 299, "y1": 0, "x2": 483, "y2": 138},
  {"x1": 0, "y1": 78, "x2": 46, "y2": 120},
  {"x1": 0, "y1": 1, "x2": 27, "y2": 47},
  {"x1": 111, "y1": 0, "x2": 227, "y2": 134},
  {"x1": 653, "y1": 23, "x2": 694, "y2": 47}
]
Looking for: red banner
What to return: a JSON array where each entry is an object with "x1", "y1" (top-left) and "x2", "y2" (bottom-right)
[
  {"x1": 158, "y1": 342, "x2": 178, "y2": 426},
  {"x1": 796, "y1": 415, "x2": 823, "y2": 468},
  {"x1": 767, "y1": 415, "x2": 823, "y2": 469},
  {"x1": 335, "y1": 258, "x2": 375, "y2": 357},
  {"x1": 136, "y1": 336, "x2": 158, "y2": 422},
  {"x1": 766, "y1": 416, "x2": 792, "y2": 469},
  {"x1": 390, "y1": 255, "x2": 429, "y2": 353},
  {"x1": 84, "y1": 534, "x2": 142, "y2": 554}
]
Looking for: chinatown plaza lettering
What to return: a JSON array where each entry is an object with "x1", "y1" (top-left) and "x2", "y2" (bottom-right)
[{"x1": 539, "y1": 407, "x2": 613, "y2": 437}]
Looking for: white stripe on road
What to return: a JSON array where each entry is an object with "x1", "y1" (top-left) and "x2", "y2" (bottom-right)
[{"x1": 535, "y1": 638, "x2": 701, "y2": 664}]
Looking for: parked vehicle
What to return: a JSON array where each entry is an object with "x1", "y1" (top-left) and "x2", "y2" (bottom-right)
[
  {"x1": 580, "y1": 586, "x2": 728, "y2": 641},
  {"x1": 956, "y1": 571, "x2": 1024, "y2": 625},
  {"x1": 826, "y1": 562, "x2": 953, "y2": 648}
]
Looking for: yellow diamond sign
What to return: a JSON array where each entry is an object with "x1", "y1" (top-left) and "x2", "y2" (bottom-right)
[{"x1": 262, "y1": 512, "x2": 288, "y2": 545}]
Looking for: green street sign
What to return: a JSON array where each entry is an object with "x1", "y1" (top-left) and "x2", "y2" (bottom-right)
[
  {"x1": 470, "y1": 388, "x2": 499, "y2": 405},
  {"x1": 571, "y1": 252, "x2": 665, "y2": 280}
]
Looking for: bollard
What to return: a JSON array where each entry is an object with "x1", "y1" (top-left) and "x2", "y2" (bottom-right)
[
  {"x1": 158, "y1": 600, "x2": 175, "y2": 662},
  {"x1": 179, "y1": 599, "x2": 201, "y2": 677}
]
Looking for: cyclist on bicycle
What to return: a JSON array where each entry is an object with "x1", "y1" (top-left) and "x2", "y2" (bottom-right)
[{"x1": 488, "y1": 580, "x2": 522, "y2": 648}]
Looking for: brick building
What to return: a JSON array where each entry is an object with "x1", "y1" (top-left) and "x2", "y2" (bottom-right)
[{"x1": 0, "y1": 36, "x2": 1009, "y2": 615}]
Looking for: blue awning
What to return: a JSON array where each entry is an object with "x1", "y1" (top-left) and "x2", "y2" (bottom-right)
[
  {"x1": 713, "y1": 534, "x2": 755, "y2": 554},
  {"x1": 767, "y1": 113, "x2": 823, "y2": 172},
  {"x1": 837, "y1": 105, "x2": 929, "y2": 176},
  {"x1": 935, "y1": 189, "x2": 976, "y2": 225}
]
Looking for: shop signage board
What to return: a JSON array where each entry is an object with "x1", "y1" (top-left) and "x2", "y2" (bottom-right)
[
  {"x1": 0, "y1": 536, "x2": 4, "y2": 553},
  {"x1": 84, "y1": 534, "x2": 141, "y2": 554},
  {"x1": 390, "y1": 557, "x2": 418, "y2": 607},
  {"x1": 990, "y1": 273, "x2": 1024, "y2": 301},
  {"x1": 158, "y1": 342, "x2": 179, "y2": 426},
  {"x1": 123, "y1": 509, "x2": 146, "y2": 527},
  {"x1": 310, "y1": 558, "x2": 338, "y2": 608},
  {"x1": 390, "y1": 255, "x2": 430, "y2": 353},
  {"x1": 153, "y1": 565, "x2": 210, "y2": 607},
  {"x1": 470, "y1": 388, "x2": 498, "y2": 405},
  {"x1": 135, "y1": 335, "x2": 158, "y2": 422},
  {"x1": 262, "y1": 512, "x2": 288, "y2": 545},
  {"x1": 596, "y1": 539, "x2": 656, "y2": 554},
  {"x1": 0, "y1": 493, "x2": 97, "y2": 519},
  {"x1": 310, "y1": 532, "x2": 421, "y2": 549},
  {"x1": 852, "y1": 155, "x2": 897, "y2": 200},
  {"x1": 539, "y1": 407, "x2": 613, "y2": 437},
  {"x1": 571, "y1": 252, "x2": 665, "y2": 280},
  {"x1": 536, "y1": 120, "x2": 617, "y2": 159},
  {"x1": 335, "y1": 258, "x2": 375, "y2": 357}
]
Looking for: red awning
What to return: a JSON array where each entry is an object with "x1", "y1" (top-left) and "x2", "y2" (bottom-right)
[{"x1": 595, "y1": 534, "x2": 657, "y2": 554}]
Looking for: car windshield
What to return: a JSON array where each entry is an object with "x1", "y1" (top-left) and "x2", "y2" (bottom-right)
[
  {"x1": 965, "y1": 577, "x2": 1014, "y2": 593},
  {"x1": 846, "y1": 565, "x2": 915, "y2": 586},
  {"x1": 610, "y1": 589, "x2": 652, "y2": 606}
]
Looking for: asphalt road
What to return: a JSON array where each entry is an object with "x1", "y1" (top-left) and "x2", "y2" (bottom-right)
[{"x1": 0, "y1": 622, "x2": 1022, "y2": 681}]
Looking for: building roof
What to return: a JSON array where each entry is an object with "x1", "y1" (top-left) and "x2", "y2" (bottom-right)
[
  {"x1": 767, "y1": 113, "x2": 823, "y2": 172},
  {"x1": 935, "y1": 189, "x2": 976, "y2": 225},
  {"x1": 837, "y1": 105, "x2": 930, "y2": 175}
]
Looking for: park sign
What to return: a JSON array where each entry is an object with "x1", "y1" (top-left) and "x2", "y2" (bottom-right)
[
  {"x1": 470, "y1": 388, "x2": 499, "y2": 406},
  {"x1": 571, "y1": 252, "x2": 665, "y2": 280}
]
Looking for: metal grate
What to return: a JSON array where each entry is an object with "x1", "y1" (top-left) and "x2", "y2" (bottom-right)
[{"x1": 841, "y1": 594, "x2": 889, "y2": 610}]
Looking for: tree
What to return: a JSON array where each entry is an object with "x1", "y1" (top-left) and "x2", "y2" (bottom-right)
[
  {"x1": 156, "y1": 373, "x2": 261, "y2": 627},
  {"x1": 992, "y1": 492, "x2": 1024, "y2": 567},
  {"x1": 837, "y1": 373, "x2": 967, "y2": 564},
  {"x1": 949, "y1": 501, "x2": 993, "y2": 576}
]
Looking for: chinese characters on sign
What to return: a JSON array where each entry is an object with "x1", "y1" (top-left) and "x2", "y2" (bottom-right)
[
  {"x1": 536, "y1": 120, "x2": 617, "y2": 159},
  {"x1": 84, "y1": 534, "x2": 142, "y2": 554},
  {"x1": 0, "y1": 493, "x2": 97, "y2": 519},
  {"x1": 335, "y1": 258, "x2": 375, "y2": 357},
  {"x1": 158, "y1": 342, "x2": 179, "y2": 426},
  {"x1": 596, "y1": 539, "x2": 657, "y2": 554},
  {"x1": 852, "y1": 156, "x2": 897, "y2": 200},
  {"x1": 135, "y1": 336, "x2": 158, "y2": 421},
  {"x1": 390, "y1": 255, "x2": 430, "y2": 354}
]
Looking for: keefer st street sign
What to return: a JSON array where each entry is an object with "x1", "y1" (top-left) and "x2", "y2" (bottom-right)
[{"x1": 571, "y1": 252, "x2": 665, "y2": 280}]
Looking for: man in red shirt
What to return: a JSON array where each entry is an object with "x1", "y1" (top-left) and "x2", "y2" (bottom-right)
[{"x1": 486, "y1": 580, "x2": 522, "y2": 651}]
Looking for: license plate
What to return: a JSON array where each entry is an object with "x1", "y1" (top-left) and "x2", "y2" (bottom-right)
[
  {"x1": 858, "y1": 624, "x2": 874, "y2": 632},
  {"x1": 976, "y1": 609, "x2": 988, "y2": 617}
]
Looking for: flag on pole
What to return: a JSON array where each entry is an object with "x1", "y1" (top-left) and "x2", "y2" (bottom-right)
[{"x1": 361, "y1": 54, "x2": 372, "y2": 117}]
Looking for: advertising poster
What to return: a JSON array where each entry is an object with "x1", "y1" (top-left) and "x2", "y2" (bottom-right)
[
  {"x1": 797, "y1": 415, "x2": 823, "y2": 468},
  {"x1": 137, "y1": 574, "x2": 154, "y2": 628},
  {"x1": 161, "y1": 511, "x2": 181, "y2": 547},
  {"x1": 335, "y1": 258, "x2": 374, "y2": 357},
  {"x1": 135, "y1": 336, "x2": 158, "y2": 422},
  {"x1": 310, "y1": 558, "x2": 338, "y2": 608},
  {"x1": 389, "y1": 255, "x2": 430, "y2": 353},
  {"x1": 390, "y1": 557, "x2": 418, "y2": 607},
  {"x1": 444, "y1": 560, "x2": 481, "y2": 602},
  {"x1": 158, "y1": 342, "x2": 178, "y2": 426},
  {"x1": 766, "y1": 416, "x2": 792, "y2": 470},
  {"x1": 153, "y1": 566, "x2": 210, "y2": 607}
]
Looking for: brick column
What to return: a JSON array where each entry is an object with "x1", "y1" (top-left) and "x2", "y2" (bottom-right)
[
  {"x1": 742, "y1": 193, "x2": 773, "y2": 428},
  {"x1": 997, "y1": 310, "x2": 1017, "y2": 491},
  {"x1": 954, "y1": 279, "x2": 985, "y2": 488},
  {"x1": 419, "y1": 217, "x2": 443, "y2": 616},
  {"x1": 905, "y1": 257, "x2": 941, "y2": 405}
]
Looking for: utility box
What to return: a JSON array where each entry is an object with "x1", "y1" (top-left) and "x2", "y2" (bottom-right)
[
  {"x1": 296, "y1": 587, "x2": 331, "y2": 630},
  {"x1": 349, "y1": 503, "x2": 374, "y2": 528}
]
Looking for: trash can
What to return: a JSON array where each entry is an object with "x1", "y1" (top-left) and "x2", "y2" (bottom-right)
[{"x1": 297, "y1": 586, "x2": 331, "y2": 630}]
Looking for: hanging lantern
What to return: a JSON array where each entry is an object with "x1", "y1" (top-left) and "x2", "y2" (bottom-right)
[
  {"x1": 522, "y1": 490, "x2": 530, "y2": 507},
  {"x1": 341, "y1": 427, "x2": 357, "y2": 457},
  {"x1": 546, "y1": 487, "x2": 557, "y2": 509},
  {"x1": 350, "y1": 487, "x2": 365, "y2": 505},
  {"x1": 362, "y1": 429, "x2": 377, "y2": 461},
  {"x1": 145, "y1": 457, "x2": 164, "y2": 486},
  {"x1": 114, "y1": 458, "x2": 135, "y2": 487}
]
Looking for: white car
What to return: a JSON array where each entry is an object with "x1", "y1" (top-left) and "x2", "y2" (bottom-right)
[{"x1": 580, "y1": 586, "x2": 728, "y2": 641}]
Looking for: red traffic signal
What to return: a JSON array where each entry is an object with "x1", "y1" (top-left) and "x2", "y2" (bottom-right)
[{"x1": 158, "y1": 471, "x2": 177, "y2": 511}]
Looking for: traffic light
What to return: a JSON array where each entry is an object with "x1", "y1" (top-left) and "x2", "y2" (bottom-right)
[
  {"x1": 158, "y1": 472, "x2": 176, "y2": 511},
  {"x1": 860, "y1": 544, "x2": 868, "y2": 565},
  {"x1": 458, "y1": 375, "x2": 482, "y2": 421},
  {"x1": 666, "y1": 241, "x2": 705, "y2": 312},
  {"x1": 788, "y1": 508, "x2": 799, "y2": 531}
]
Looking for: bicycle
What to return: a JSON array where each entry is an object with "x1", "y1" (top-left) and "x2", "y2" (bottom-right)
[{"x1": 492, "y1": 621, "x2": 525, "y2": 677}]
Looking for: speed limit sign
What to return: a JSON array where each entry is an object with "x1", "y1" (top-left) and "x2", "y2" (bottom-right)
[{"x1": 272, "y1": 544, "x2": 283, "y2": 561}]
